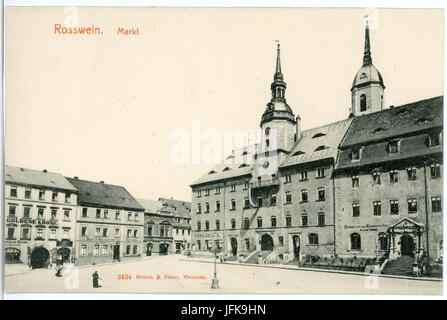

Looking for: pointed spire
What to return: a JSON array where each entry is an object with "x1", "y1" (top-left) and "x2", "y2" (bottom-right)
[
  {"x1": 363, "y1": 18, "x2": 372, "y2": 65},
  {"x1": 274, "y1": 41, "x2": 283, "y2": 80}
]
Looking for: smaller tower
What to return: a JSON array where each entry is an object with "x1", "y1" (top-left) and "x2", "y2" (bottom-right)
[
  {"x1": 351, "y1": 19, "x2": 385, "y2": 116},
  {"x1": 260, "y1": 43, "x2": 296, "y2": 155}
]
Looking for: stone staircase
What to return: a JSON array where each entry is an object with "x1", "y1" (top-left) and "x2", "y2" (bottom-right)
[
  {"x1": 381, "y1": 255, "x2": 415, "y2": 276},
  {"x1": 244, "y1": 250, "x2": 273, "y2": 264}
]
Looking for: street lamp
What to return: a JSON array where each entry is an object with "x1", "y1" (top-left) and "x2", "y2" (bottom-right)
[{"x1": 211, "y1": 232, "x2": 219, "y2": 289}]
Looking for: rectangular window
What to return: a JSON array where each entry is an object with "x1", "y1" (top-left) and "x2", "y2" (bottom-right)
[
  {"x1": 52, "y1": 192, "x2": 58, "y2": 202},
  {"x1": 284, "y1": 175, "x2": 292, "y2": 183},
  {"x1": 115, "y1": 228, "x2": 120, "y2": 237},
  {"x1": 10, "y1": 187, "x2": 17, "y2": 197},
  {"x1": 285, "y1": 192, "x2": 292, "y2": 204},
  {"x1": 301, "y1": 215, "x2": 308, "y2": 227},
  {"x1": 94, "y1": 245, "x2": 100, "y2": 256},
  {"x1": 316, "y1": 167, "x2": 325, "y2": 178},
  {"x1": 197, "y1": 203, "x2": 202, "y2": 214},
  {"x1": 64, "y1": 210, "x2": 70, "y2": 220},
  {"x1": 317, "y1": 187, "x2": 325, "y2": 201},
  {"x1": 271, "y1": 216, "x2": 277, "y2": 227},
  {"x1": 372, "y1": 171, "x2": 381, "y2": 185},
  {"x1": 7, "y1": 227, "x2": 15, "y2": 240},
  {"x1": 95, "y1": 228, "x2": 100, "y2": 236},
  {"x1": 51, "y1": 209, "x2": 57, "y2": 220},
  {"x1": 96, "y1": 209, "x2": 101, "y2": 218},
  {"x1": 351, "y1": 148, "x2": 360, "y2": 161},
  {"x1": 197, "y1": 221, "x2": 201, "y2": 231},
  {"x1": 205, "y1": 221, "x2": 210, "y2": 231},
  {"x1": 128, "y1": 212, "x2": 132, "y2": 220},
  {"x1": 36, "y1": 228, "x2": 44, "y2": 239},
  {"x1": 389, "y1": 170, "x2": 399, "y2": 183},
  {"x1": 82, "y1": 207, "x2": 88, "y2": 217},
  {"x1": 39, "y1": 190, "x2": 45, "y2": 200},
  {"x1": 231, "y1": 199, "x2": 236, "y2": 211},
  {"x1": 49, "y1": 229, "x2": 57, "y2": 240},
  {"x1": 352, "y1": 202, "x2": 360, "y2": 217},
  {"x1": 115, "y1": 210, "x2": 120, "y2": 220},
  {"x1": 215, "y1": 186, "x2": 221, "y2": 194},
  {"x1": 429, "y1": 132, "x2": 441, "y2": 147},
  {"x1": 133, "y1": 245, "x2": 137, "y2": 255},
  {"x1": 244, "y1": 181, "x2": 249, "y2": 190},
  {"x1": 103, "y1": 210, "x2": 109, "y2": 219},
  {"x1": 23, "y1": 206, "x2": 31, "y2": 218},
  {"x1": 134, "y1": 230, "x2": 138, "y2": 238},
  {"x1": 230, "y1": 184, "x2": 236, "y2": 192},
  {"x1": 38, "y1": 208, "x2": 44, "y2": 219},
  {"x1": 373, "y1": 201, "x2": 381, "y2": 216},
  {"x1": 216, "y1": 220, "x2": 220, "y2": 230},
  {"x1": 81, "y1": 245, "x2": 87, "y2": 256},
  {"x1": 430, "y1": 163, "x2": 441, "y2": 178},
  {"x1": 9, "y1": 206, "x2": 16, "y2": 217},
  {"x1": 65, "y1": 193, "x2": 71, "y2": 203},
  {"x1": 63, "y1": 229, "x2": 69, "y2": 239},
  {"x1": 243, "y1": 219, "x2": 249, "y2": 229},
  {"x1": 126, "y1": 245, "x2": 131, "y2": 255},
  {"x1": 286, "y1": 216, "x2": 292, "y2": 227},
  {"x1": 21, "y1": 227, "x2": 31, "y2": 240},
  {"x1": 81, "y1": 226, "x2": 87, "y2": 236},
  {"x1": 127, "y1": 229, "x2": 131, "y2": 238},
  {"x1": 102, "y1": 245, "x2": 108, "y2": 255},
  {"x1": 407, "y1": 167, "x2": 417, "y2": 181},
  {"x1": 278, "y1": 236, "x2": 284, "y2": 245},
  {"x1": 352, "y1": 175, "x2": 359, "y2": 188},
  {"x1": 300, "y1": 171, "x2": 308, "y2": 180},
  {"x1": 103, "y1": 228, "x2": 108, "y2": 237},
  {"x1": 25, "y1": 189, "x2": 31, "y2": 199},
  {"x1": 301, "y1": 190, "x2": 308, "y2": 202},
  {"x1": 134, "y1": 212, "x2": 138, "y2": 221},
  {"x1": 205, "y1": 202, "x2": 210, "y2": 213},
  {"x1": 257, "y1": 197, "x2": 263, "y2": 207},
  {"x1": 270, "y1": 194, "x2": 277, "y2": 206},
  {"x1": 257, "y1": 218, "x2": 262, "y2": 228},
  {"x1": 231, "y1": 220, "x2": 236, "y2": 229},
  {"x1": 197, "y1": 190, "x2": 202, "y2": 197},
  {"x1": 390, "y1": 200, "x2": 399, "y2": 215},
  {"x1": 244, "y1": 197, "x2": 250, "y2": 209},
  {"x1": 205, "y1": 189, "x2": 210, "y2": 196},
  {"x1": 318, "y1": 213, "x2": 325, "y2": 226},
  {"x1": 408, "y1": 198, "x2": 417, "y2": 213},
  {"x1": 215, "y1": 201, "x2": 220, "y2": 212},
  {"x1": 432, "y1": 197, "x2": 442, "y2": 212}
]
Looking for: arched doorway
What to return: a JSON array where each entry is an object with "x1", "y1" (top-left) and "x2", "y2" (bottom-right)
[
  {"x1": 146, "y1": 242, "x2": 153, "y2": 256},
  {"x1": 57, "y1": 248, "x2": 71, "y2": 265},
  {"x1": 400, "y1": 234, "x2": 415, "y2": 256},
  {"x1": 230, "y1": 238, "x2": 238, "y2": 256},
  {"x1": 292, "y1": 235, "x2": 300, "y2": 259},
  {"x1": 30, "y1": 247, "x2": 50, "y2": 269},
  {"x1": 261, "y1": 234, "x2": 274, "y2": 251},
  {"x1": 159, "y1": 243, "x2": 169, "y2": 255}
]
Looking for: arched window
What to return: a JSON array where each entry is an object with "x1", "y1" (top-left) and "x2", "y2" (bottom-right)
[
  {"x1": 360, "y1": 94, "x2": 367, "y2": 112},
  {"x1": 351, "y1": 233, "x2": 361, "y2": 250},
  {"x1": 308, "y1": 233, "x2": 318, "y2": 245},
  {"x1": 378, "y1": 233, "x2": 388, "y2": 251}
]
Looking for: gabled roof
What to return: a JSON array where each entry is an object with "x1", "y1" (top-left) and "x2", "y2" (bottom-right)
[
  {"x1": 136, "y1": 198, "x2": 162, "y2": 214},
  {"x1": 190, "y1": 145, "x2": 255, "y2": 187},
  {"x1": 5, "y1": 165, "x2": 77, "y2": 191},
  {"x1": 341, "y1": 96, "x2": 443, "y2": 148},
  {"x1": 66, "y1": 177, "x2": 144, "y2": 211},
  {"x1": 280, "y1": 118, "x2": 352, "y2": 168},
  {"x1": 159, "y1": 197, "x2": 191, "y2": 218}
]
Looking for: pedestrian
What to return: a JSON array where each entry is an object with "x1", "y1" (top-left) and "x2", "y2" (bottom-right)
[{"x1": 92, "y1": 271, "x2": 99, "y2": 288}]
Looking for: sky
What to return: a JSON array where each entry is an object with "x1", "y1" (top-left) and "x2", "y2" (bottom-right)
[{"x1": 4, "y1": 7, "x2": 444, "y2": 202}]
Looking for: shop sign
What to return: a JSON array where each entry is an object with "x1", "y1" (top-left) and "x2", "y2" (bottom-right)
[
  {"x1": 57, "y1": 239, "x2": 73, "y2": 247},
  {"x1": 7, "y1": 217, "x2": 58, "y2": 226}
]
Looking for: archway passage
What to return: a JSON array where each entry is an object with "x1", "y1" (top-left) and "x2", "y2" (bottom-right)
[
  {"x1": 401, "y1": 234, "x2": 415, "y2": 256},
  {"x1": 261, "y1": 234, "x2": 274, "y2": 251},
  {"x1": 30, "y1": 247, "x2": 50, "y2": 269},
  {"x1": 292, "y1": 235, "x2": 300, "y2": 259},
  {"x1": 230, "y1": 238, "x2": 238, "y2": 256}
]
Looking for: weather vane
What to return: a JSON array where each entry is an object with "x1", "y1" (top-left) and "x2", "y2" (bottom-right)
[{"x1": 275, "y1": 40, "x2": 280, "y2": 50}]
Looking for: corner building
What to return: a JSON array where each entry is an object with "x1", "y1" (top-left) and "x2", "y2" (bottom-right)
[{"x1": 190, "y1": 21, "x2": 443, "y2": 268}]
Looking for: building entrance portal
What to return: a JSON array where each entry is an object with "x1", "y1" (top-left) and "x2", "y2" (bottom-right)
[
  {"x1": 400, "y1": 234, "x2": 415, "y2": 256},
  {"x1": 113, "y1": 244, "x2": 120, "y2": 260},
  {"x1": 261, "y1": 234, "x2": 274, "y2": 251},
  {"x1": 30, "y1": 247, "x2": 50, "y2": 269},
  {"x1": 292, "y1": 235, "x2": 300, "y2": 259},
  {"x1": 230, "y1": 238, "x2": 238, "y2": 256}
]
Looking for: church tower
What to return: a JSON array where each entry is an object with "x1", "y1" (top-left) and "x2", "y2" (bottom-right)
[
  {"x1": 260, "y1": 43, "x2": 297, "y2": 155},
  {"x1": 351, "y1": 20, "x2": 385, "y2": 116}
]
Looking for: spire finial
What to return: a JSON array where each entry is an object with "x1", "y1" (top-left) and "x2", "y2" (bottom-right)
[
  {"x1": 274, "y1": 40, "x2": 282, "y2": 80},
  {"x1": 363, "y1": 15, "x2": 372, "y2": 65}
]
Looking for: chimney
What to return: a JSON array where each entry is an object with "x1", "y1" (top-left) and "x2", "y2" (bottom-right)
[
  {"x1": 295, "y1": 115, "x2": 301, "y2": 141},
  {"x1": 42, "y1": 169, "x2": 47, "y2": 173},
  {"x1": 74, "y1": 176, "x2": 79, "y2": 180},
  {"x1": 100, "y1": 181, "x2": 104, "y2": 184}
]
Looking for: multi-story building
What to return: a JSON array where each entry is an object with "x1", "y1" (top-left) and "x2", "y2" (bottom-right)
[
  {"x1": 138, "y1": 197, "x2": 191, "y2": 255},
  {"x1": 67, "y1": 177, "x2": 145, "y2": 266},
  {"x1": 159, "y1": 197, "x2": 192, "y2": 253},
  {"x1": 138, "y1": 198, "x2": 175, "y2": 255},
  {"x1": 4, "y1": 166, "x2": 78, "y2": 268},
  {"x1": 190, "y1": 21, "x2": 443, "y2": 269}
]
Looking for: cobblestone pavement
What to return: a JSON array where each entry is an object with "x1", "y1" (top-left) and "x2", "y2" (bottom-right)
[{"x1": 3, "y1": 254, "x2": 443, "y2": 295}]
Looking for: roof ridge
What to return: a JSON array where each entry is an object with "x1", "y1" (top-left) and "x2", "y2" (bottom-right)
[{"x1": 66, "y1": 177, "x2": 125, "y2": 188}]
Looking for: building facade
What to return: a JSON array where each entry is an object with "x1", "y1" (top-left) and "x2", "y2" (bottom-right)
[
  {"x1": 67, "y1": 177, "x2": 145, "y2": 266},
  {"x1": 4, "y1": 166, "x2": 78, "y2": 268},
  {"x1": 190, "y1": 21, "x2": 443, "y2": 268}
]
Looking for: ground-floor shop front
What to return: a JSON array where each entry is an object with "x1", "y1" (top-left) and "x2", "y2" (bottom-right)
[
  {"x1": 75, "y1": 239, "x2": 143, "y2": 266},
  {"x1": 143, "y1": 236, "x2": 174, "y2": 256}
]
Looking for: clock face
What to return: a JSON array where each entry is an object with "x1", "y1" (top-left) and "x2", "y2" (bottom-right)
[{"x1": 263, "y1": 161, "x2": 269, "y2": 169}]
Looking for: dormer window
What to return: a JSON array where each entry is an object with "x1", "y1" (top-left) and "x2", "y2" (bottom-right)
[
  {"x1": 373, "y1": 127, "x2": 385, "y2": 134},
  {"x1": 388, "y1": 140, "x2": 400, "y2": 154},
  {"x1": 315, "y1": 145, "x2": 329, "y2": 152},
  {"x1": 242, "y1": 151, "x2": 248, "y2": 156},
  {"x1": 223, "y1": 167, "x2": 230, "y2": 172},
  {"x1": 360, "y1": 94, "x2": 367, "y2": 112},
  {"x1": 351, "y1": 148, "x2": 361, "y2": 161},
  {"x1": 293, "y1": 151, "x2": 305, "y2": 156},
  {"x1": 429, "y1": 131, "x2": 442, "y2": 147},
  {"x1": 416, "y1": 117, "x2": 431, "y2": 124},
  {"x1": 312, "y1": 133, "x2": 326, "y2": 138},
  {"x1": 208, "y1": 170, "x2": 216, "y2": 175},
  {"x1": 239, "y1": 163, "x2": 248, "y2": 168}
]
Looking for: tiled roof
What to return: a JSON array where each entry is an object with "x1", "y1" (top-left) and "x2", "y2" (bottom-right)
[
  {"x1": 66, "y1": 177, "x2": 144, "y2": 211},
  {"x1": 5, "y1": 165, "x2": 77, "y2": 191},
  {"x1": 280, "y1": 118, "x2": 353, "y2": 168},
  {"x1": 190, "y1": 145, "x2": 255, "y2": 187},
  {"x1": 159, "y1": 197, "x2": 191, "y2": 218},
  {"x1": 340, "y1": 96, "x2": 443, "y2": 148},
  {"x1": 136, "y1": 198, "x2": 162, "y2": 214}
]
